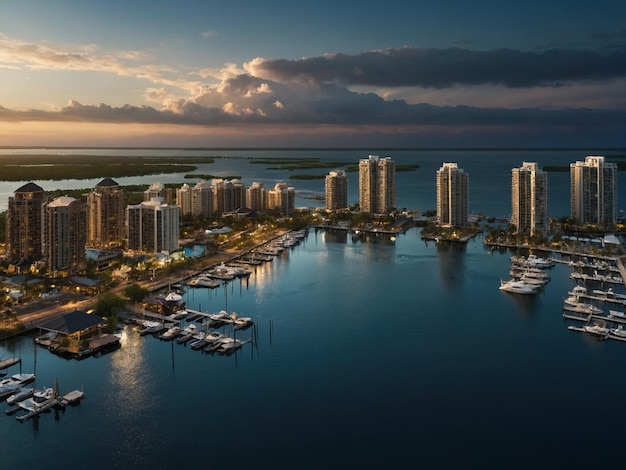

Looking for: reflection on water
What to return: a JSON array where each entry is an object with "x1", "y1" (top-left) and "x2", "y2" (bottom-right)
[
  {"x1": 108, "y1": 327, "x2": 152, "y2": 419},
  {"x1": 436, "y1": 241, "x2": 467, "y2": 291}
]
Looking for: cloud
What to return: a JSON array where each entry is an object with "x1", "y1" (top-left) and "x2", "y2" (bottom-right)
[
  {"x1": 245, "y1": 46, "x2": 626, "y2": 88},
  {"x1": 0, "y1": 33, "x2": 203, "y2": 96},
  {"x1": 1, "y1": 31, "x2": 626, "y2": 146}
]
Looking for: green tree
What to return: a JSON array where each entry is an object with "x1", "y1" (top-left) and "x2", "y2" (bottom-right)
[
  {"x1": 123, "y1": 283, "x2": 149, "y2": 303},
  {"x1": 93, "y1": 293, "x2": 126, "y2": 317}
]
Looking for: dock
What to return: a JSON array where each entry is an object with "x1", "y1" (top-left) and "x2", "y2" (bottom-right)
[
  {"x1": 0, "y1": 358, "x2": 21, "y2": 371},
  {"x1": 61, "y1": 389, "x2": 84, "y2": 406}
]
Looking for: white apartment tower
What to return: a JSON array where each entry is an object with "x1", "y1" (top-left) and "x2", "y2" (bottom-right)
[
  {"x1": 176, "y1": 183, "x2": 192, "y2": 216},
  {"x1": 358, "y1": 155, "x2": 395, "y2": 214},
  {"x1": 246, "y1": 182, "x2": 266, "y2": 211},
  {"x1": 191, "y1": 180, "x2": 213, "y2": 218},
  {"x1": 511, "y1": 162, "x2": 549, "y2": 236},
  {"x1": 126, "y1": 197, "x2": 180, "y2": 254},
  {"x1": 325, "y1": 169, "x2": 348, "y2": 211},
  {"x1": 436, "y1": 162, "x2": 469, "y2": 227},
  {"x1": 267, "y1": 182, "x2": 295, "y2": 215},
  {"x1": 570, "y1": 155, "x2": 618, "y2": 226}
]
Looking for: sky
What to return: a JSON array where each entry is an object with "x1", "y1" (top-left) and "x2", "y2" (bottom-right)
[{"x1": 1, "y1": 0, "x2": 626, "y2": 148}]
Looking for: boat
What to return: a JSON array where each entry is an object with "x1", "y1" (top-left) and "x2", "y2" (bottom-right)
[
  {"x1": 609, "y1": 325, "x2": 626, "y2": 340},
  {"x1": 16, "y1": 387, "x2": 58, "y2": 421},
  {"x1": 499, "y1": 279, "x2": 540, "y2": 295},
  {"x1": 159, "y1": 326, "x2": 182, "y2": 341},
  {"x1": 206, "y1": 264, "x2": 236, "y2": 280},
  {"x1": 592, "y1": 288, "x2": 626, "y2": 301},
  {"x1": 217, "y1": 338, "x2": 247, "y2": 355},
  {"x1": 189, "y1": 334, "x2": 208, "y2": 350},
  {"x1": 567, "y1": 285, "x2": 588, "y2": 297},
  {"x1": 138, "y1": 321, "x2": 165, "y2": 336},
  {"x1": 609, "y1": 309, "x2": 626, "y2": 319},
  {"x1": 9, "y1": 373, "x2": 35, "y2": 385},
  {"x1": 204, "y1": 331, "x2": 227, "y2": 343},
  {"x1": 583, "y1": 322, "x2": 610, "y2": 338},
  {"x1": 176, "y1": 324, "x2": 198, "y2": 344},
  {"x1": 189, "y1": 274, "x2": 222, "y2": 288},
  {"x1": 6, "y1": 387, "x2": 34, "y2": 406},
  {"x1": 207, "y1": 310, "x2": 233, "y2": 326},
  {"x1": 511, "y1": 254, "x2": 553, "y2": 269},
  {"x1": 563, "y1": 301, "x2": 603, "y2": 316},
  {"x1": 233, "y1": 316, "x2": 254, "y2": 330},
  {"x1": 509, "y1": 266, "x2": 550, "y2": 281}
]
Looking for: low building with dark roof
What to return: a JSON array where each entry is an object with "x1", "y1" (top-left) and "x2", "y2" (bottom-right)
[{"x1": 36, "y1": 310, "x2": 110, "y2": 356}]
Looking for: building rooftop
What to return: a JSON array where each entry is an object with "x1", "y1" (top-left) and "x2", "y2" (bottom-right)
[
  {"x1": 96, "y1": 177, "x2": 119, "y2": 187},
  {"x1": 15, "y1": 182, "x2": 44, "y2": 193},
  {"x1": 37, "y1": 310, "x2": 105, "y2": 335},
  {"x1": 47, "y1": 196, "x2": 77, "y2": 207}
]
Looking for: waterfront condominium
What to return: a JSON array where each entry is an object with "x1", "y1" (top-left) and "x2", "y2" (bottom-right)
[
  {"x1": 144, "y1": 181, "x2": 174, "y2": 205},
  {"x1": 511, "y1": 162, "x2": 549, "y2": 237},
  {"x1": 267, "y1": 182, "x2": 296, "y2": 215},
  {"x1": 176, "y1": 183, "x2": 192, "y2": 216},
  {"x1": 436, "y1": 162, "x2": 469, "y2": 227},
  {"x1": 87, "y1": 178, "x2": 125, "y2": 249},
  {"x1": 6, "y1": 182, "x2": 46, "y2": 264},
  {"x1": 358, "y1": 155, "x2": 395, "y2": 214},
  {"x1": 246, "y1": 182, "x2": 266, "y2": 211},
  {"x1": 126, "y1": 197, "x2": 180, "y2": 254},
  {"x1": 325, "y1": 169, "x2": 348, "y2": 211},
  {"x1": 42, "y1": 196, "x2": 87, "y2": 274},
  {"x1": 191, "y1": 180, "x2": 213, "y2": 218},
  {"x1": 570, "y1": 155, "x2": 618, "y2": 226},
  {"x1": 211, "y1": 178, "x2": 246, "y2": 216}
]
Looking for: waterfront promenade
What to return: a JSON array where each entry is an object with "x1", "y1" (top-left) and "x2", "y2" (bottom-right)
[{"x1": 2, "y1": 228, "x2": 289, "y2": 339}]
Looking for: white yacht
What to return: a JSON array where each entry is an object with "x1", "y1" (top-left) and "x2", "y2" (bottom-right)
[
  {"x1": 17, "y1": 387, "x2": 56, "y2": 413},
  {"x1": 159, "y1": 326, "x2": 181, "y2": 341},
  {"x1": 189, "y1": 274, "x2": 221, "y2": 288},
  {"x1": 608, "y1": 325, "x2": 626, "y2": 341},
  {"x1": 563, "y1": 299, "x2": 603, "y2": 315},
  {"x1": 583, "y1": 323, "x2": 610, "y2": 338},
  {"x1": 499, "y1": 279, "x2": 540, "y2": 295},
  {"x1": 511, "y1": 254, "x2": 553, "y2": 269}
]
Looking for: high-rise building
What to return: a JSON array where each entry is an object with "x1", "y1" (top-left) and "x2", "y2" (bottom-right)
[
  {"x1": 191, "y1": 180, "x2": 213, "y2": 218},
  {"x1": 267, "y1": 182, "x2": 295, "y2": 215},
  {"x1": 511, "y1": 162, "x2": 549, "y2": 236},
  {"x1": 246, "y1": 182, "x2": 266, "y2": 211},
  {"x1": 176, "y1": 183, "x2": 192, "y2": 216},
  {"x1": 325, "y1": 170, "x2": 348, "y2": 211},
  {"x1": 358, "y1": 155, "x2": 395, "y2": 214},
  {"x1": 230, "y1": 180, "x2": 246, "y2": 212},
  {"x1": 570, "y1": 155, "x2": 618, "y2": 226},
  {"x1": 43, "y1": 196, "x2": 87, "y2": 274},
  {"x1": 436, "y1": 162, "x2": 469, "y2": 227},
  {"x1": 144, "y1": 182, "x2": 173, "y2": 205},
  {"x1": 87, "y1": 178, "x2": 125, "y2": 249},
  {"x1": 212, "y1": 179, "x2": 246, "y2": 215},
  {"x1": 126, "y1": 197, "x2": 180, "y2": 254},
  {"x1": 6, "y1": 182, "x2": 46, "y2": 263}
]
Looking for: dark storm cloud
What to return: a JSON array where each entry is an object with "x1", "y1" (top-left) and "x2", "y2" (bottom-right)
[{"x1": 248, "y1": 47, "x2": 626, "y2": 88}]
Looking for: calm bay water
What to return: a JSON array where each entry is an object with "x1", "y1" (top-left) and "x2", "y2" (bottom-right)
[{"x1": 1, "y1": 149, "x2": 626, "y2": 469}]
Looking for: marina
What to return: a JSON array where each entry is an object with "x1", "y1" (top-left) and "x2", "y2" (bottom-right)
[{"x1": 2, "y1": 149, "x2": 626, "y2": 468}]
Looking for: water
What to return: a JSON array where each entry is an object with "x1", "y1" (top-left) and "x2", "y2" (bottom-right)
[
  {"x1": 1, "y1": 149, "x2": 626, "y2": 469},
  {"x1": 1, "y1": 147, "x2": 621, "y2": 216}
]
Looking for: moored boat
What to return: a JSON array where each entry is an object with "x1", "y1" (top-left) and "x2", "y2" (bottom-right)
[
  {"x1": 6, "y1": 387, "x2": 34, "y2": 406},
  {"x1": 499, "y1": 279, "x2": 540, "y2": 295},
  {"x1": 563, "y1": 301, "x2": 603, "y2": 316}
]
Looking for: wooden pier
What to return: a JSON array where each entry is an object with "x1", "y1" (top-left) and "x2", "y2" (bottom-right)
[{"x1": 0, "y1": 357, "x2": 21, "y2": 371}]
